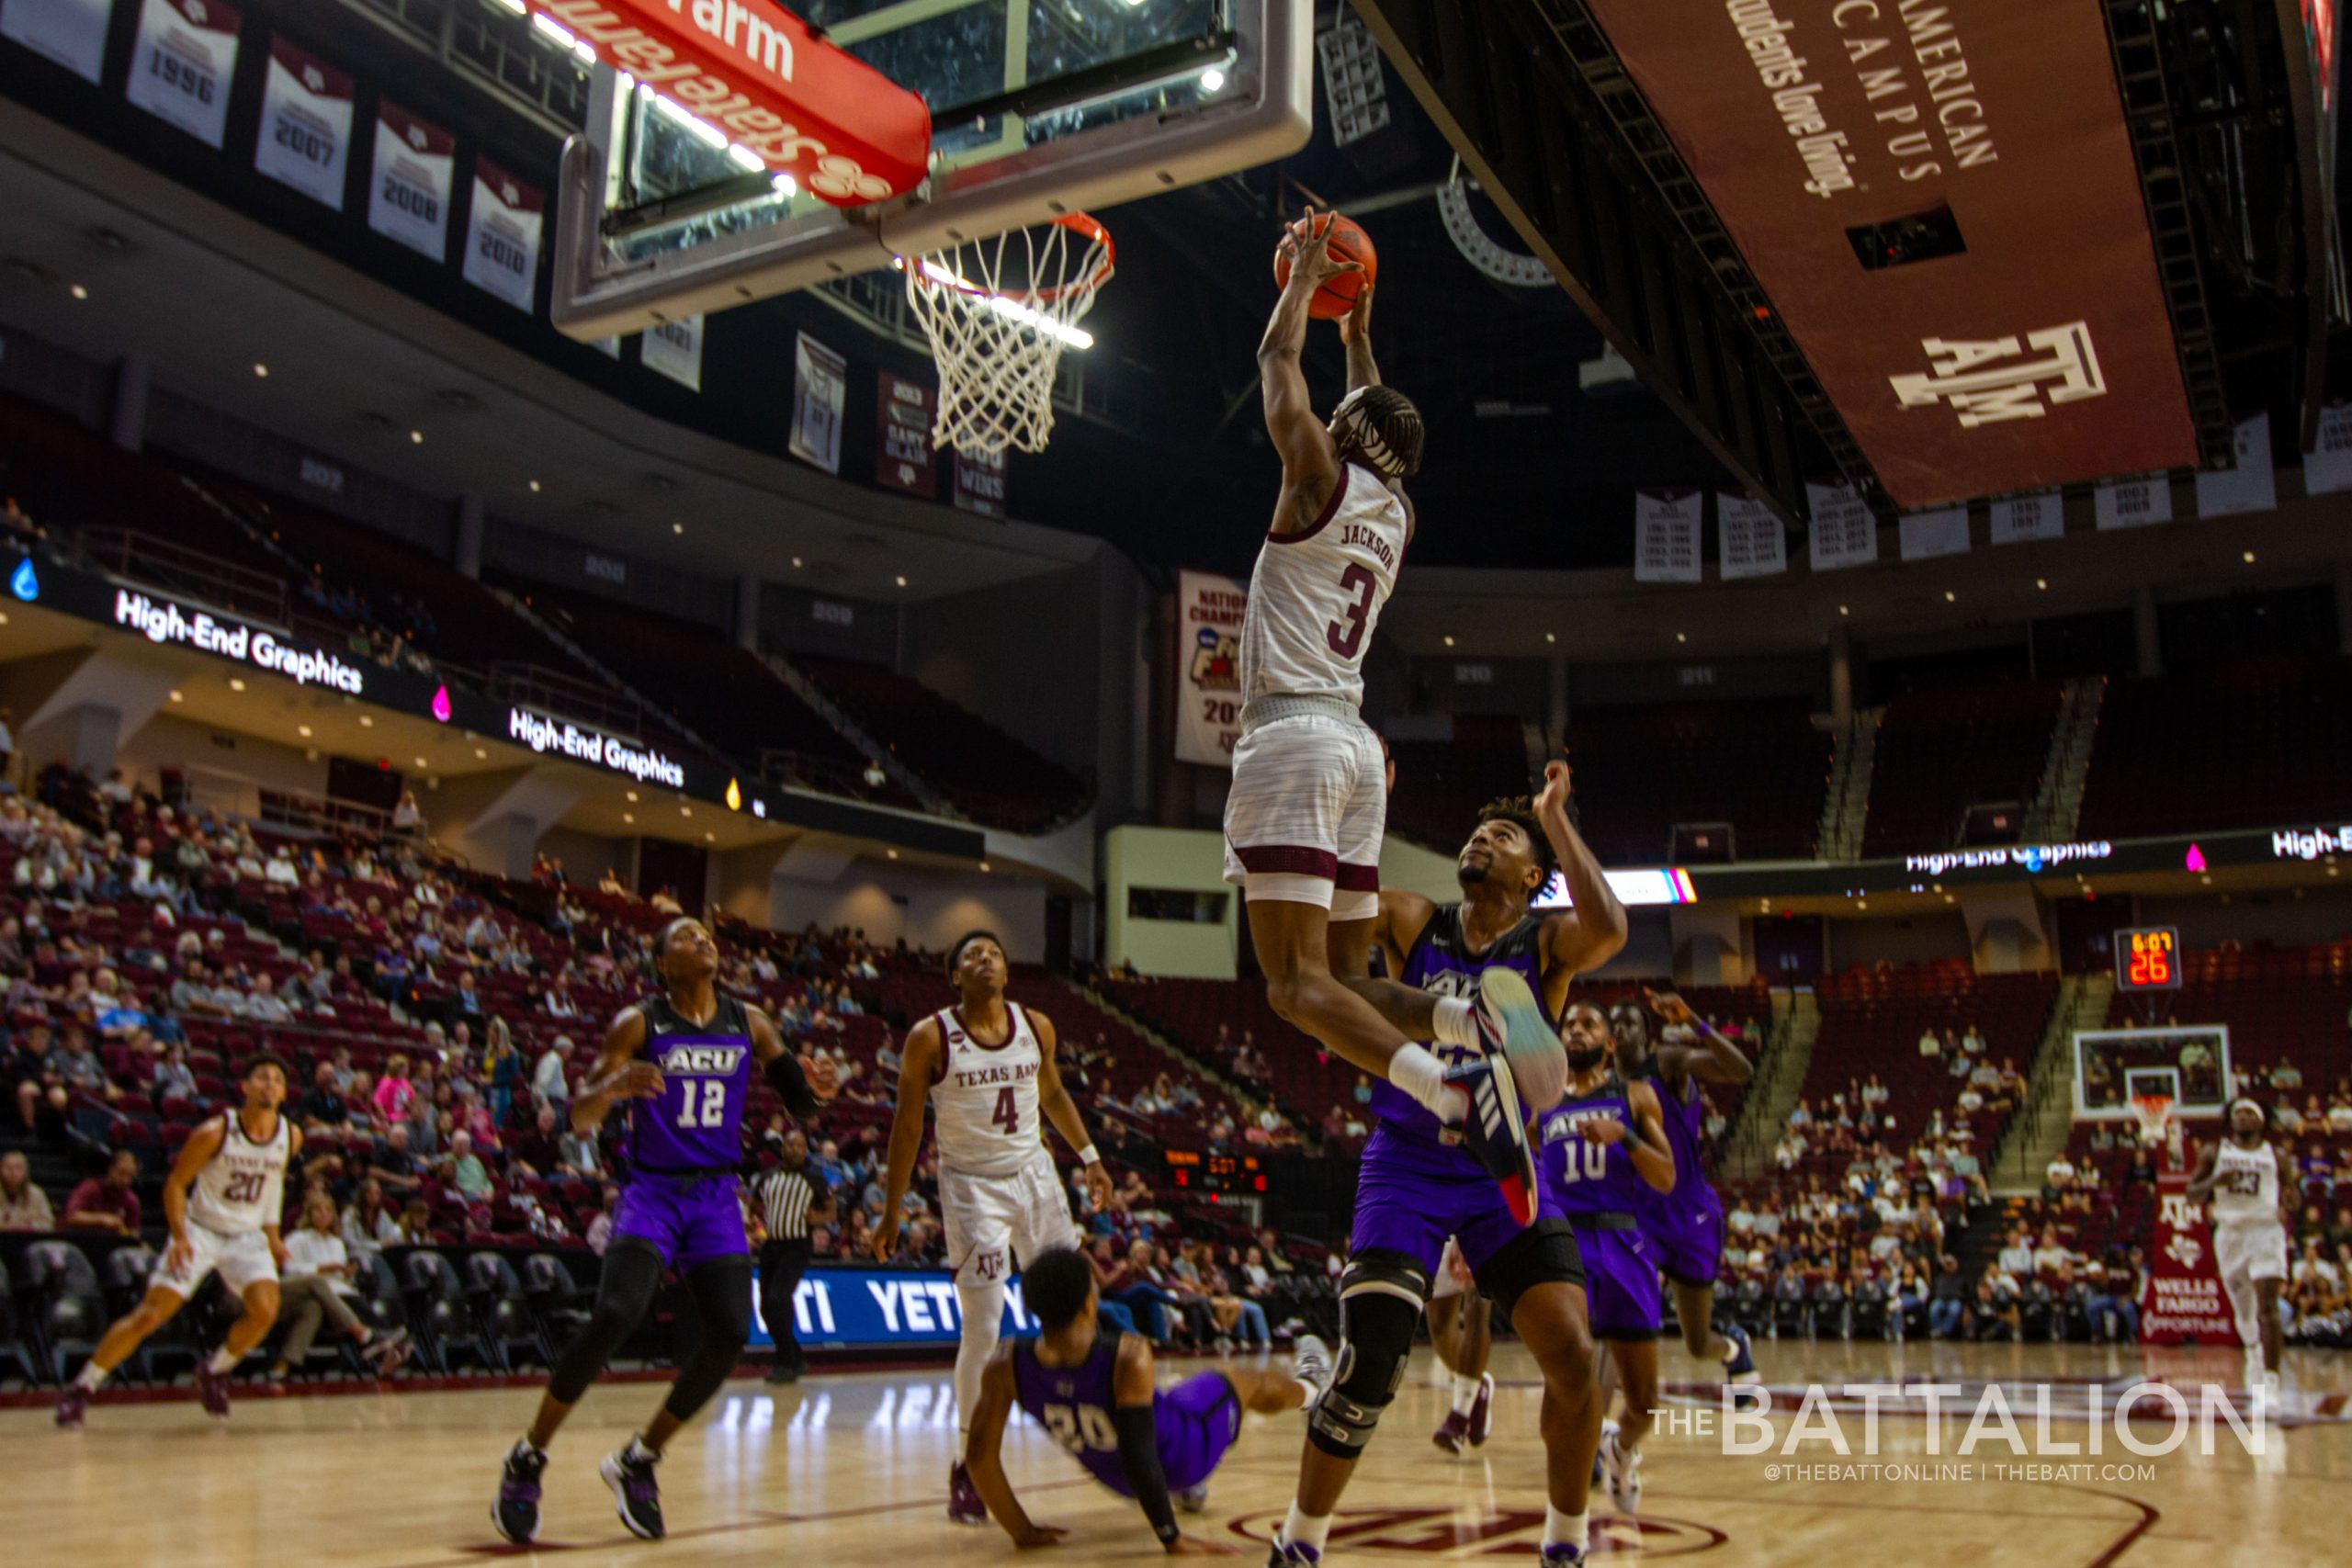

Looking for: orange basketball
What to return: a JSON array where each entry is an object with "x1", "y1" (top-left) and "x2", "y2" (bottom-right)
[{"x1": 1273, "y1": 211, "x2": 1376, "y2": 320}]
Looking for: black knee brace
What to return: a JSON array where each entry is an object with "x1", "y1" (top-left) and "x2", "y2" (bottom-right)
[
  {"x1": 662, "y1": 1256, "x2": 753, "y2": 1421},
  {"x1": 548, "y1": 1240, "x2": 664, "y2": 1404},
  {"x1": 1307, "y1": 1250, "x2": 1426, "y2": 1460}
]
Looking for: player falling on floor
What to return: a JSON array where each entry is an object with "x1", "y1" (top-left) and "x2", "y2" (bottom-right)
[
  {"x1": 966, "y1": 1247, "x2": 1334, "y2": 1557},
  {"x1": 1233, "y1": 209, "x2": 1557, "y2": 1222},
  {"x1": 1539, "y1": 1004, "x2": 1676, "y2": 1517},
  {"x1": 492, "y1": 917, "x2": 837, "y2": 1544},
  {"x1": 873, "y1": 929, "x2": 1114, "y2": 1526},
  {"x1": 57, "y1": 1052, "x2": 405, "y2": 1426},
  {"x1": 1606, "y1": 995, "x2": 1758, "y2": 1397},
  {"x1": 1267, "y1": 760, "x2": 1628, "y2": 1568},
  {"x1": 2186, "y1": 1097, "x2": 2292, "y2": 1387},
  {"x1": 1426, "y1": 1237, "x2": 1495, "y2": 1454}
]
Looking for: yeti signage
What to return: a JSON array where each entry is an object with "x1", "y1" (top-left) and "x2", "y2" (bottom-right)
[
  {"x1": 1176, "y1": 570, "x2": 1247, "y2": 767},
  {"x1": 1580, "y1": 0, "x2": 2196, "y2": 506}
]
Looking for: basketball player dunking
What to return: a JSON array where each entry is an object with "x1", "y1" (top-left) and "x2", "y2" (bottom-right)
[
  {"x1": 873, "y1": 930, "x2": 1113, "y2": 1525},
  {"x1": 59, "y1": 1052, "x2": 405, "y2": 1425},
  {"x1": 1267, "y1": 761, "x2": 1627, "y2": 1568},
  {"x1": 2186, "y1": 1098, "x2": 2292, "y2": 1386},
  {"x1": 1232, "y1": 211, "x2": 1559, "y2": 1221},
  {"x1": 1538, "y1": 1005, "x2": 1676, "y2": 1517},
  {"x1": 1607, "y1": 995, "x2": 1759, "y2": 1401},
  {"x1": 492, "y1": 917, "x2": 837, "y2": 1544}
]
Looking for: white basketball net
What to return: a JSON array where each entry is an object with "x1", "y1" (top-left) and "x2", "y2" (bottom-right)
[
  {"x1": 902, "y1": 215, "x2": 1113, "y2": 458},
  {"x1": 2130, "y1": 1093, "x2": 2175, "y2": 1149}
]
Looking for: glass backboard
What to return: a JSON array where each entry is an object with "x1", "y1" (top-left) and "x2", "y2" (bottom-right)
[
  {"x1": 549, "y1": 0, "x2": 1310, "y2": 340},
  {"x1": 2072, "y1": 1025, "x2": 2232, "y2": 1122}
]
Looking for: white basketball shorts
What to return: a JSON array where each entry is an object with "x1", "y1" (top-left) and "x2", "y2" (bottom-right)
[
  {"x1": 1222, "y1": 711, "x2": 1385, "y2": 921},
  {"x1": 151, "y1": 1224, "x2": 279, "y2": 1299},
  {"x1": 939, "y1": 1148, "x2": 1080, "y2": 1287},
  {"x1": 2214, "y1": 1218, "x2": 2290, "y2": 1286}
]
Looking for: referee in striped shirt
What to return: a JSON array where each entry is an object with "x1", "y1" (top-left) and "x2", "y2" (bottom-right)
[{"x1": 753, "y1": 1128, "x2": 834, "y2": 1382}]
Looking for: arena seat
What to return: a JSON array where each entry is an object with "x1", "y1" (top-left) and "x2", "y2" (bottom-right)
[
  {"x1": 1861, "y1": 682, "x2": 2061, "y2": 858},
  {"x1": 1563, "y1": 699, "x2": 1832, "y2": 863},
  {"x1": 20, "y1": 1239, "x2": 107, "y2": 1383},
  {"x1": 1384, "y1": 715, "x2": 1530, "y2": 854},
  {"x1": 2077, "y1": 657, "x2": 2352, "y2": 839}
]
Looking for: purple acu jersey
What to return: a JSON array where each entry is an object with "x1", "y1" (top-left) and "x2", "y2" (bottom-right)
[
  {"x1": 1011, "y1": 1330, "x2": 1240, "y2": 1496},
  {"x1": 1367, "y1": 906, "x2": 1551, "y2": 1179},
  {"x1": 1538, "y1": 1075, "x2": 1666, "y2": 1339},
  {"x1": 1628, "y1": 1057, "x2": 1726, "y2": 1287},
  {"x1": 624, "y1": 993, "x2": 755, "y2": 1172}
]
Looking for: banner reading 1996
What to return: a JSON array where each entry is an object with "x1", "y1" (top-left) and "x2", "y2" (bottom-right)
[
  {"x1": 125, "y1": 0, "x2": 242, "y2": 149},
  {"x1": 1175, "y1": 570, "x2": 1248, "y2": 768}
]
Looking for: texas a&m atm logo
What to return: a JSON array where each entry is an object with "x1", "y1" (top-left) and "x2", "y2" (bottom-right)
[
  {"x1": 1229, "y1": 1508, "x2": 1724, "y2": 1558},
  {"x1": 1888, "y1": 321, "x2": 2108, "y2": 428}
]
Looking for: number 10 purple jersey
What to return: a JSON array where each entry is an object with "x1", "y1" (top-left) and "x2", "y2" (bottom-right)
[{"x1": 626, "y1": 993, "x2": 755, "y2": 1172}]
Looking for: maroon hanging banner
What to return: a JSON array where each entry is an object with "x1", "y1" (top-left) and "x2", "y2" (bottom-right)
[
  {"x1": 1581, "y1": 0, "x2": 2198, "y2": 506},
  {"x1": 876, "y1": 374, "x2": 938, "y2": 497}
]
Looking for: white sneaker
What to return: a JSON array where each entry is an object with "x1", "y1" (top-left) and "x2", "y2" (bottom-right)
[{"x1": 1600, "y1": 1426, "x2": 1643, "y2": 1515}]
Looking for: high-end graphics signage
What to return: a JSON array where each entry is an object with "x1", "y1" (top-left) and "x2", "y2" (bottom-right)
[
  {"x1": 505, "y1": 707, "x2": 685, "y2": 788},
  {"x1": 112, "y1": 589, "x2": 367, "y2": 694}
]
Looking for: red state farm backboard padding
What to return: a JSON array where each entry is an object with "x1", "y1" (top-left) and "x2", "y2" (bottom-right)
[{"x1": 1582, "y1": 0, "x2": 2198, "y2": 507}]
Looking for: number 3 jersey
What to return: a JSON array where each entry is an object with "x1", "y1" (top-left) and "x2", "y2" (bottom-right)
[
  {"x1": 929, "y1": 1002, "x2": 1046, "y2": 1178},
  {"x1": 1239, "y1": 460, "x2": 1408, "y2": 709},
  {"x1": 627, "y1": 992, "x2": 755, "y2": 1172}
]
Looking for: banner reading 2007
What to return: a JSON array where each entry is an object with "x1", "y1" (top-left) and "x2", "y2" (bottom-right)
[{"x1": 1176, "y1": 570, "x2": 1249, "y2": 768}]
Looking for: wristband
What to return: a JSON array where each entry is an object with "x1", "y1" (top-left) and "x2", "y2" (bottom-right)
[{"x1": 1080, "y1": 1145, "x2": 1102, "y2": 1167}]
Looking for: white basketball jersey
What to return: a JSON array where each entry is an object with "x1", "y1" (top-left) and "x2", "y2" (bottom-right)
[
  {"x1": 1239, "y1": 462, "x2": 1409, "y2": 708},
  {"x1": 2211, "y1": 1139, "x2": 2280, "y2": 1226},
  {"x1": 931, "y1": 1003, "x2": 1046, "y2": 1179},
  {"x1": 187, "y1": 1110, "x2": 290, "y2": 1235}
]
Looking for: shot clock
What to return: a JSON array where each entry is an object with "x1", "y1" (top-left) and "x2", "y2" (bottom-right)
[
  {"x1": 1162, "y1": 1148, "x2": 1270, "y2": 1194},
  {"x1": 2114, "y1": 926, "x2": 2182, "y2": 992}
]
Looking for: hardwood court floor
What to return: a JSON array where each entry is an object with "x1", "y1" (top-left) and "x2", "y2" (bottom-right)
[{"x1": 7, "y1": 1339, "x2": 2346, "y2": 1566}]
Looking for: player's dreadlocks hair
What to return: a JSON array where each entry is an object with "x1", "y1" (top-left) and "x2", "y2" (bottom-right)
[
  {"x1": 1472, "y1": 795, "x2": 1558, "y2": 894},
  {"x1": 1331, "y1": 384, "x2": 1425, "y2": 479}
]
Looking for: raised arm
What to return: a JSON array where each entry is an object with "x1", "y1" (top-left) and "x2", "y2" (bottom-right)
[
  {"x1": 1031, "y1": 1010, "x2": 1113, "y2": 1214},
  {"x1": 966, "y1": 1342, "x2": 1063, "y2": 1548},
  {"x1": 871, "y1": 1016, "x2": 942, "y2": 1261},
  {"x1": 1260, "y1": 210, "x2": 1352, "y2": 532},
  {"x1": 1647, "y1": 989, "x2": 1755, "y2": 1088},
  {"x1": 1532, "y1": 758, "x2": 1628, "y2": 999},
  {"x1": 568, "y1": 1007, "x2": 655, "y2": 1135},
  {"x1": 2182, "y1": 1142, "x2": 2221, "y2": 1202},
  {"x1": 1340, "y1": 282, "x2": 1379, "y2": 392}
]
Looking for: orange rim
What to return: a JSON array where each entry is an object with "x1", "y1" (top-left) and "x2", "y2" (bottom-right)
[{"x1": 908, "y1": 212, "x2": 1114, "y2": 303}]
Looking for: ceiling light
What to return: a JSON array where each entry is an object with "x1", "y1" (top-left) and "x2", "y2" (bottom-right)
[
  {"x1": 672, "y1": 522, "x2": 684, "y2": 534},
  {"x1": 2242, "y1": 549, "x2": 2256, "y2": 564},
  {"x1": 791, "y1": 557, "x2": 803, "y2": 569},
  {"x1": 254, "y1": 364, "x2": 269, "y2": 378},
  {"x1": 1200, "y1": 66, "x2": 1227, "y2": 93},
  {"x1": 297, "y1": 725, "x2": 312, "y2": 738},
  {"x1": 1675, "y1": 632, "x2": 1688, "y2": 644},
  {"x1": 705, "y1": 830, "x2": 716, "y2": 841},
  {"x1": 528, "y1": 479, "x2": 542, "y2": 493},
  {"x1": 886, "y1": 849, "x2": 899, "y2": 860},
  {"x1": 772, "y1": 174, "x2": 797, "y2": 197},
  {"x1": 70, "y1": 284, "x2": 87, "y2": 300},
  {"x1": 1443, "y1": 636, "x2": 1455, "y2": 648},
  {"x1": 627, "y1": 790, "x2": 639, "y2": 802},
  {"x1": 228, "y1": 678, "x2": 245, "y2": 692},
  {"x1": 415, "y1": 756, "x2": 429, "y2": 768},
  {"x1": 1838, "y1": 604, "x2": 1849, "y2": 617},
  {"x1": 1544, "y1": 632, "x2": 1556, "y2": 644},
  {"x1": 358, "y1": 715, "x2": 373, "y2": 727},
  {"x1": 473, "y1": 748, "x2": 487, "y2": 759},
  {"x1": 680, "y1": 805, "x2": 692, "y2": 817},
  {"x1": 978, "y1": 862, "x2": 991, "y2": 873},
  {"x1": 168, "y1": 690, "x2": 184, "y2": 704},
  {"x1": 2035, "y1": 577, "x2": 2048, "y2": 591},
  {"x1": 895, "y1": 574, "x2": 908, "y2": 587},
  {"x1": 492, "y1": 0, "x2": 525, "y2": 13},
  {"x1": 623, "y1": 812, "x2": 634, "y2": 824},
  {"x1": 409, "y1": 430, "x2": 424, "y2": 445},
  {"x1": 1942, "y1": 590, "x2": 1956, "y2": 603}
]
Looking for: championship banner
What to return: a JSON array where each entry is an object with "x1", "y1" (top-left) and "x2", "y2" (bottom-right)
[
  {"x1": 1717, "y1": 493, "x2": 1787, "y2": 579},
  {"x1": 1579, "y1": 0, "x2": 2198, "y2": 506},
  {"x1": 2095, "y1": 476, "x2": 2172, "y2": 530},
  {"x1": 2304, "y1": 401, "x2": 2352, "y2": 495},
  {"x1": 876, "y1": 372, "x2": 937, "y2": 497},
  {"x1": 462, "y1": 156, "x2": 544, "y2": 312},
  {"x1": 526, "y1": 0, "x2": 930, "y2": 205},
  {"x1": 1, "y1": 0, "x2": 112, "y2": 83},
  {"x1": 953, "y1": 444, "x2": 1007, "y2": 520},
  {"x1": 2141, "y1": 1177, "x2": 2240, "y2": 1347},
  {"x1": 125, "y1": 0, "x2": 242, "y2": 149},
  {"x1": 787, "y1": 331, "x2": 844, "y2": 471},
  {"x1": 1988, "y1": 491, "x2": 2063, "y2": 545},
  {"x1": 1897, "y1": 506, "x2": 1970, "y2": 562},
  {"x1": 1175, "y1": 570, "x2": 1247, "y2": 767},
  {"x1": 368, "y1": 101, "x2": 454, "y2": 262},
  {"x1": 641, "y1": 313, "x2": 705, "y2": 391},
  {"x1": 1633, "y1": 490, "x2": 1702, "y2": 582},
  {"x1": 2191, "y1": 412, "x2": 2276, "y2": 519},
  {"x1": 1804, "y1": 479, "x2": 1877, "y2": 571},
  {"x1": 254, "y1": 36, "x2": 354, "y2": 210}
]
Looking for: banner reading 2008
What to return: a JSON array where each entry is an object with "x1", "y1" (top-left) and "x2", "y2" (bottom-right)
[{"x1": 1175, "y1": 570, "x2": 1248, "y2": 768}]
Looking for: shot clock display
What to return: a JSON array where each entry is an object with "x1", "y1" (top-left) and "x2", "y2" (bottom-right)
[
  {"x1": 2114, "y1": 926, "x2": 2183, "y2": 992},
  {"x1": 1162, "y1": 1148, "x2": 1269, "y2": 1194}
]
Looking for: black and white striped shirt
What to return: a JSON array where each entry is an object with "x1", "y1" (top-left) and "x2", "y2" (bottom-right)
[{"x1": 754, "y1": 1164, "x2": 820, "y2": 1242}]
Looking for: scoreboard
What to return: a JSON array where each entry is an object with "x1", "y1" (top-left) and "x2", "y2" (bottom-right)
[
  {"x1": 1163, "y1": 1149, "x2": 1269, "y2": 1194},
  {"x1": 2114, "y1": 926, "x2": 2183, "y2": 992}
]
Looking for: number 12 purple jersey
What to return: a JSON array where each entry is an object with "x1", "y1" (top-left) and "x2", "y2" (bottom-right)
[{"x1": 626, "y1": 993, "x2": 754, "y2": 1172}]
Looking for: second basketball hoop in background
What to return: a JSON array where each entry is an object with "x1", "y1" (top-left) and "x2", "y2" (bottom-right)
[{"x1": 901, "y1": 214, "x2": 1114, "y2": 458}]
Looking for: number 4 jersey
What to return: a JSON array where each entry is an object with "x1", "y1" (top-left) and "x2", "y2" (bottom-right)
[
  {"x1": 627, "y1": 993, "x2": 755, "y2": 1172},
  {"x1": 928, "y1": 1002, "x2": 1047, "y2": 1177},
  {"x1": 1238, "y1": 460, "x2": 1408, "y2": 709}
]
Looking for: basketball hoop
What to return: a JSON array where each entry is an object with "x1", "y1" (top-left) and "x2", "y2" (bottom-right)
[
  {"x1": 2130, "y1": 1091, "x2": 2175, "y2": 1151},
  {"x1": 901, "y1": 213, "x2": 1114, "y2": 457}
]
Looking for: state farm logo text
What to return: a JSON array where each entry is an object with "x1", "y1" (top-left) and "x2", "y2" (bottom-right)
[{"x1": 1889, "y1": 321, "x2": 2107, "y2": 428}]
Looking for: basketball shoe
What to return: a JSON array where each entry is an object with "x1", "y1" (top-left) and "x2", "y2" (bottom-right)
[
  {"x1": 196, "y1": 1361, "x2": 232, "y2": 1419},
  {"x1": 1475, "y1": 965, "x2": 1568, "y2": 1111},
  {"x1": 1294, "y1": 1334, "x2": 1333, "y2": 1404},
  {"x1": 1444, "y1": 1052, "x2": 1540, "y2": 1227},
  {"x1": 947, "y1": 1461, "x2": 989, "y2": 1525},
  {"x1": 1722, "y1": 1324, "x2": 1761, "y2": 1407},
  {"x1": 1266, "y1": 1531, "x2": 1323, "y2": 1567},
  {"x1": 1600, "y1": 1424, "x2": 1643, "y2": 1514},
  {"x1": 1431, "y1": 1406, "x2": 1471, "y2": 1454},
  {"x1": 492, "y1": 1440, "x2": 548, "y2": 1544},
  {"x1": 54, "y1": 1384, "x2": 86, "y2": 1430},
  {"x1": 1177, "y1": 1484, "x2": 1211, "y2": 1514},
  {"x1": 1541, "y1": 1544, "x2": 1587, "y2": 1566},
  {"x1": 1465, "y1": 1371, "x2": 1494, "y2": 1446},
  {"x1": 602, "y1": 1439, "x2": 665, "y2": 1540}
]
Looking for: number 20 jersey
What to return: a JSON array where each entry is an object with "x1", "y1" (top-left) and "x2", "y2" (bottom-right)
[
  {"x1": 1238, "y1": 461, "x2": 1408, "y2": 708},
  {"x1": 625, "y1": 992, "x2": 754, "y2": 1172},
  {"x1": 928, "y1": 1002, "x2": 1046, "y2": 1178}
]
